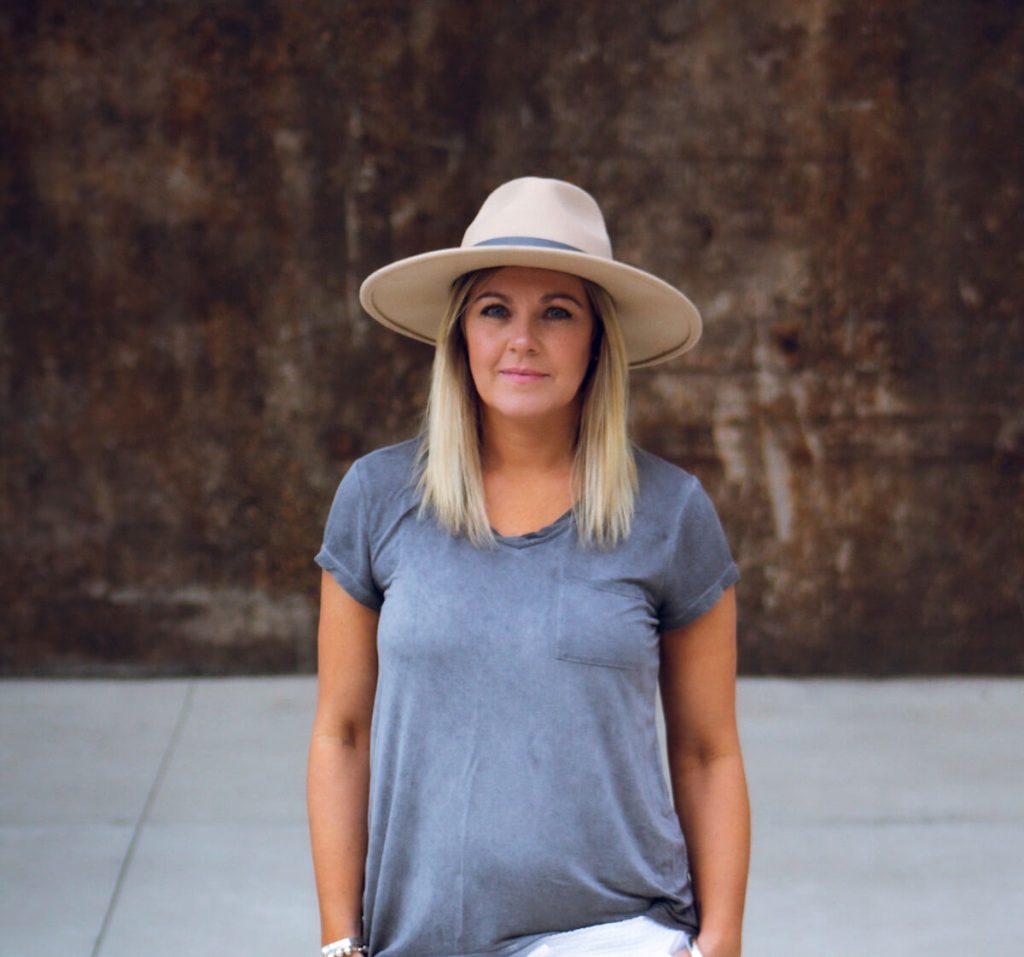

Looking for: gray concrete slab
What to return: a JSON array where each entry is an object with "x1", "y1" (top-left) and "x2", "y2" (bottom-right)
[
  {"x1": 0, "y1": 824, "x2": 133, "y2": 956},
  {"x1": 2, "y1": 677, "x2": 1022, "y2": 957},
  {"x1": 87, "y1": 678, "x2": 320, "y2": 956},
  {"x1": 0, "y1": 680, "x2": 189, "y2": 824},
  {"x1": 739, "y1": 679, "x2": 1024, "y2": 957},
  {"x1": 1, "y1": 680, "x2": 191, "y2": 957},
  {"x1": 739, "y1": 679, "x2": 1024, "y2": 824},
  {"x1": 93, "y1": 822, "x2": 318, "y2": 957},
  {"x1": 146, "y1": 677, "x2": 314, "y2": 824},
  {"x1": 745, "y1": 821, "x2": 1024, "y2": 955}
]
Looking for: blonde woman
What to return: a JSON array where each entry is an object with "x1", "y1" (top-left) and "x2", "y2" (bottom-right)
[{"x1": 308, "y1": 178, "x2": 749, "y2": 957}]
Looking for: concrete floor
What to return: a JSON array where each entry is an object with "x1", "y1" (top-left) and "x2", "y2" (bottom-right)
[{"x1": 2, "y1": 677, "x2": 1021, "y2": 957}]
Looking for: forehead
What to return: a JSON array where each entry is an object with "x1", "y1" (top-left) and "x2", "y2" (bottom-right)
[{"x1": 471, "y1": 265, "x2": 588, "y2": 298}]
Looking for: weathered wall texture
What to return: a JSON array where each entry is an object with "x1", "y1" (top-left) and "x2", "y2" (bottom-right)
[{"x1": 2, "y1": 1, "x2": 1022, "y2": 674}]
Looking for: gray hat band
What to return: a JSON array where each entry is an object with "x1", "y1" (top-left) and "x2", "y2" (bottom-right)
[{"x1": 472, "y1": 236, "x2": 583, "y2": 253}]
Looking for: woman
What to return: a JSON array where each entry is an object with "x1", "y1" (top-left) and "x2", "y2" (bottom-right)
[{"x1": 308, "y1": 178, "x2": 749, "y2": 957}]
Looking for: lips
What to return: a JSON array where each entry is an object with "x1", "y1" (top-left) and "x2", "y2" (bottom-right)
[{"x1": 499, "y1": 368, "x2": 548, "y2": 383}]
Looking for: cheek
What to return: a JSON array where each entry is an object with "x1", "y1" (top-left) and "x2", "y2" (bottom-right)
[
  {"x1": 464, "y1": 318, "x2": 492, "y2": 358},
  {"x1": 464, "y1": 331, "x2": 488, "y2": 374},
  {"x1": 463, "y1": 326, "x2": 497, "y2": 392}
]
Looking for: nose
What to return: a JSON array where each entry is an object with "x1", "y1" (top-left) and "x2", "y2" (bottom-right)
[{"x1": 507, "y1": 313, "x2": 539, "y2": 354}]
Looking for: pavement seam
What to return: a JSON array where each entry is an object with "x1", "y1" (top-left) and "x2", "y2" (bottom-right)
[{"x1": 90, "y1": 680, "x2": 197, "y2": 957}]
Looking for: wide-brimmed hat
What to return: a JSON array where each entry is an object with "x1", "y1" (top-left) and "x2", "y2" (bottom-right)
[{"x1": 358, "y1": 177, "x2": 702, "y2": 368}]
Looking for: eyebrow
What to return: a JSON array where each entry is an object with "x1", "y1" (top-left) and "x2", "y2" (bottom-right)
[{"x1": 471, "y1": 290, "x2": 585, "y2": 307}]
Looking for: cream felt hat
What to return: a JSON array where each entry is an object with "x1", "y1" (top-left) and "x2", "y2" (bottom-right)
[{"x1": 358, "y1": 177, "x2": 702, "y2": 368}]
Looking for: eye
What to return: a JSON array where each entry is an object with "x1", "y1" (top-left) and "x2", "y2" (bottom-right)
[
  {"x1": 479, "y1": 302, "x2": 509, "y2": 318},
  {"x1": 544, "y1": 305, "x2": 573, "y2": 320}
]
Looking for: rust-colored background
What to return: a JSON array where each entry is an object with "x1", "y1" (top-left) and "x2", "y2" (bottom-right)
[{"x1": 2, "y1": 1, "x2": 1022, "y2": 674}]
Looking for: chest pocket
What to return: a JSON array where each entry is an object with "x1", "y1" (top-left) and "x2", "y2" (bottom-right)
[{"x1": 554, "y1": 577, "x2": 658, "y2": 671}]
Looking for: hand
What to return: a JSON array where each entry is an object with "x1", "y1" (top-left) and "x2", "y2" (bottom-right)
[
  {"x1": 670, "y1": 938, "x2": 704, "y2": 957},
  {"x1": 685, "y1": 935, "x2": 741, "y2": 957}
]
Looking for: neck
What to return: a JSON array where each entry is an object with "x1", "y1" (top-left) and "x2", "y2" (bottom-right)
[{"x1": 479, "y1": 409, "x2": 578, "y2": 475}]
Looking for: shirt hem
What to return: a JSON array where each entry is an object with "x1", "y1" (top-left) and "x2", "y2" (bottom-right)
[
  {"x1": 315, "y1": 545, "x2": 384, "y2": 612},
  {"x1": 660, "y1": 561, "x2": 740, "y2": 633}
]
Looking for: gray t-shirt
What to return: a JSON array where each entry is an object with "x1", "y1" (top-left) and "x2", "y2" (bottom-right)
[{"x1": 315, "y1": 439, "x2": 740, "y2": 957}]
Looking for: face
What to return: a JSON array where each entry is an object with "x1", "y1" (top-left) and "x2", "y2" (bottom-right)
[{"x1": 462, "y1": 266, "x2": 596, "y2": 431}]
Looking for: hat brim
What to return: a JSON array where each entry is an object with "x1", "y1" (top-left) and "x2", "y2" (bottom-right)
[{"x1": 358, "y1": 245, "x2": 701, "y2": 369}]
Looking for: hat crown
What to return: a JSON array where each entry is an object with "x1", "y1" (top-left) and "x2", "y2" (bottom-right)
[{"x1": 461, "y1": 177, "x2": 613, "y2": 260}]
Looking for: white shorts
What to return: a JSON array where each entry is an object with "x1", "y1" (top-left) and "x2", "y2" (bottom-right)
[{"x1": 526, "y1": 915, "x2": 700, "y2": 957}]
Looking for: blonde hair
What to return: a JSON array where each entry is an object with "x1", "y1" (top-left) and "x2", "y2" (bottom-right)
[{"x1": 416, "y1": 269, "x2": 637, "y2": 548}]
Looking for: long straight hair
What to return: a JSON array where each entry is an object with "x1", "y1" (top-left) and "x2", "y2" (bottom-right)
[{"x1": 416, "y1": 269, "x2": 637, "y2": 548}]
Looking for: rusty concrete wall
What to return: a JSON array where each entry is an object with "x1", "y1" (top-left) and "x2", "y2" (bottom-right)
[{"x1": 2, "y1": 1, "x2": 1022, "y2": 674}]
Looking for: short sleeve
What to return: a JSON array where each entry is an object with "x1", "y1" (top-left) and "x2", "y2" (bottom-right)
[
  {"x1": 658, "y1": 479, "x2": 740, "y2": 632},
  {"x1": 314, "y1": 461, "x2": 384, "y2": 611}
]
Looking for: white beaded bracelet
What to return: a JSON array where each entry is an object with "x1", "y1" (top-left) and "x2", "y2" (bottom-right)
[{"x1": 321, "y1": 936, "x2": 367, "y2": 957}]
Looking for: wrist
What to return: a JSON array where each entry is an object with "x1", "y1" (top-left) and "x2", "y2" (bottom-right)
[
  {"x1": 320, "y1": 917, "x2": 366, "y2": 956},
  {"x1": 320, "y1": 916, "x2": 363, "y2": 947}
]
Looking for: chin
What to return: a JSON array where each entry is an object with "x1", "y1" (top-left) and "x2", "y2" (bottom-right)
[{"x1": 490, "y1": 403, "x2": 578, "y2": 426}]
